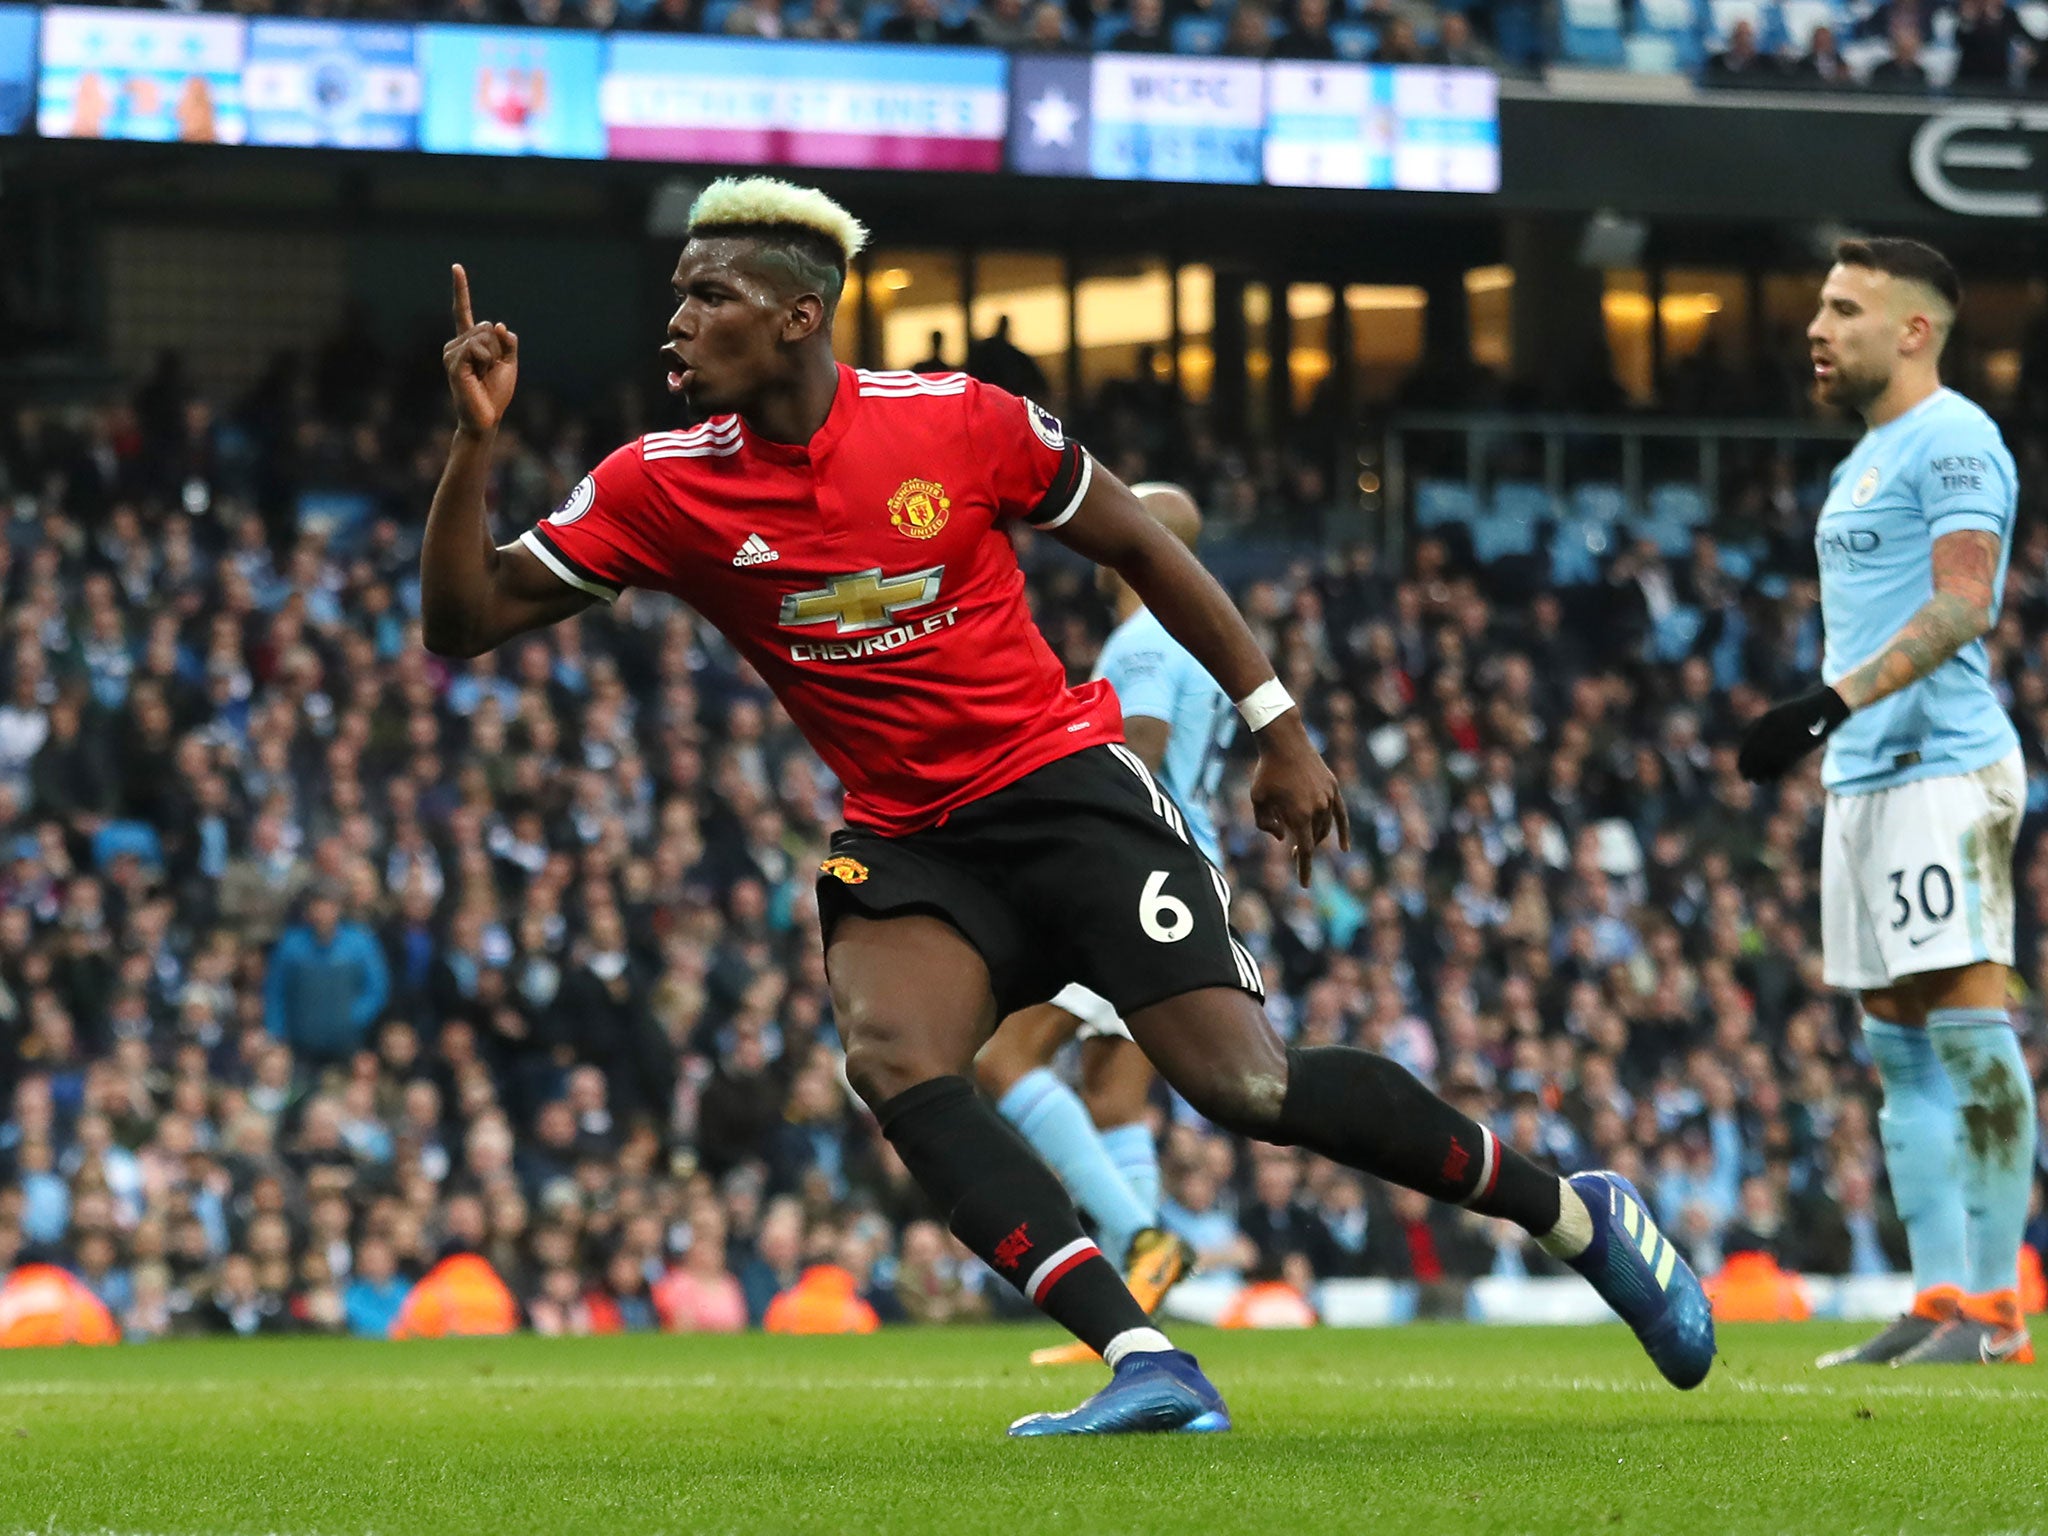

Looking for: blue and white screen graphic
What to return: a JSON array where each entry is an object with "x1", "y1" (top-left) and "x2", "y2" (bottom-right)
[{"x1": 244, "y1": 20, "x2": 420, "y2": 149}]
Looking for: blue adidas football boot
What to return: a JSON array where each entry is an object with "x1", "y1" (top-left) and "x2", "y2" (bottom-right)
[
  {"x1": 1008, "y1": 1348, "x2": 1231, "y2": 1437},
  {"x1": 1565, "y1": 1170, "x2": 1716, "y2": 1390}
]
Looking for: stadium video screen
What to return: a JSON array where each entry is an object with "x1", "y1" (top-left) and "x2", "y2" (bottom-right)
[
  {"x1": 244, "y1": 20, "x2": 422, "y2": 150},
  {"x1": 1010, "y1": 54, "x2": 1264, "y2": 184},
  {"x1": 12, "y1": 5, "x2": 1502, "y2": 194},
  {"x1": 1264, "y1": 63, "x2": 1498, "y2": 192},
  {"x1": 417, "y1": 24, "x2": 604, "y2": 159},
  {"x1": 37, "y1": 7, "x2": 247, "y2": 143},
  {"x1": 0, "y1": 3, "x2": 33, "y2": 134},
  {"x1": 601, "y1": 37, "x2": 1007, "y2": 172}
]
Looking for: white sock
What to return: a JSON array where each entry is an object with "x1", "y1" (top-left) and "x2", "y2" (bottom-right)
[
  {"x1": 1103, "y1": 1326, "x2": 1175, "y2": 1369},
  {"x1": 1533, "y1": 1179, "x2": 1594, "y2": 1260}
]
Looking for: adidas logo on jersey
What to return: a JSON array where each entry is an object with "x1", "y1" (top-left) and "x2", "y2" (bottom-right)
[{"x1": 732, "y1": 534, "x2": 781, "y2": 567}]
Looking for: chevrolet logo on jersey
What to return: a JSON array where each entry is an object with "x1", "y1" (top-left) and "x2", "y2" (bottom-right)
[{"x1": 780, "y1": 566, "x2": 946, "y2": 634}]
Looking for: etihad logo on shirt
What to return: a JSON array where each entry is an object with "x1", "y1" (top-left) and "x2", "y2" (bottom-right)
[{"x1": 779, "y1": 565, "x2": 959, "y2": 661}]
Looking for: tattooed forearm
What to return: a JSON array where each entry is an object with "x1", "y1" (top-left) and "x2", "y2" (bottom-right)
[{"x1": 1832, "y1": 528, "x2": 1999, "y2": 711}]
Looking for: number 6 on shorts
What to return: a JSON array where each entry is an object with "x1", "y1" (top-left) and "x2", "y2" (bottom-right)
[{"x1": 1140, "y1": 869, "x2": 1193, "y2": 943}]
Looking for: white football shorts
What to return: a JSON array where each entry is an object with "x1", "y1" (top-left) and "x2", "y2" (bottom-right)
[
  {"x1": 1821, "y1": 748, "x2": 2024, "y2": 991},
  {"x1": 1050, "y1": 983, "x2": 1133, "y2": 1043}
]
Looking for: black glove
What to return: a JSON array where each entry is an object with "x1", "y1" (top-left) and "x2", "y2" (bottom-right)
[{"x1": 1737, "y1": 686, "x2": 1851, "y2": 782}]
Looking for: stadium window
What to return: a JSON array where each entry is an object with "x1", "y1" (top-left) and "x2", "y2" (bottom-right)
[
  {"x1": 1601, "y1": 270, "x2": 1655, "y2": 406},
  {"x1": 1075, "y1": 259, "x2": 1177, "y2": 403},
  {"x1": 1947, "y1": 277, "x2": 2039, "y2": 408},
  {"x1": 970, "y1": 253, "x2": 1069, "y2": 412},
  {"x1": 1658, "y1": 268, "x2": 1746, "y2": 380},
  {"x1": 1177, "y1": 264, "x2": 1216, "y2": 405},
  {"x1": 1344, "y1": 283, "x2": 1427, "y2": 403},
  {"x1": 867, "y1": 250, "x2": 967, "y2": 372},
  {"x1": 1285, "y1": 285, "x2": 1334, "y2": 417},
  {"x1": 833, "y1": 265, "x2": 864, "y2": 368},
  {"x1": 1242, "y1": 282, "x2": 1273, "y2": 437},
  {"x1": 1465, "y1": 264, "x2": 1513, "y2": 375}
]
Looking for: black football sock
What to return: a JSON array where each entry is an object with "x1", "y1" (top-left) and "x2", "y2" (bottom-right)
[
  {"x1": 877, "y1": 1076, "x2": 1161, "y2": 1356},
  {"x1": 1275, "y1": 1046, "x2": 1564, "y2": 1234}
]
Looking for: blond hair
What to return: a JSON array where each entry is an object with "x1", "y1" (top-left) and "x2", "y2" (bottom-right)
[{"x1": 687, "y1": 176, "x2": 869, "y2": 265}]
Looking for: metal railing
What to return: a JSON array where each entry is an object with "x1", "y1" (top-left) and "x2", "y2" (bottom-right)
[{"x1": 1381, "y1": 411, "x2": 1861, "y2": 563}]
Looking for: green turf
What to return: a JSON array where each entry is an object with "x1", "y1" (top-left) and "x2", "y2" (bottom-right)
[{"x1": 0, "y1": 1323, "x2": 2044, "y2": 1535}]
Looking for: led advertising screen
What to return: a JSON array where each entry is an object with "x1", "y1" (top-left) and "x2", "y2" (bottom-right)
[
  {"x1": 37, "y1": 6, "x2": 247, "y2": 143},
  {"x1": 1010, "y1": 54, "x2": 1262, "y2": 184},
  {"x1": 1263, "y1": 63, "x2": 1497, "y2": 192},
  {"x1": 602, "y1": 36, "x2": 1006, "y2": 172},
  {"x1": 418, "y1": 24, "x2": 602, "y2": 159},
  {"x1": 0, "y1": 4, "x2": 34, "y2": 135},
  {"x1": 244, "y1": 19, "x2": 421, "y2": 149}
]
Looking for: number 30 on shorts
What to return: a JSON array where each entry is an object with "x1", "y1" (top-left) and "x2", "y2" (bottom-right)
[
  {"x1": 1886, "y1": 864, "x2": 1956, "y2": 930},
  {"x1": 1140, "y1": 870, "x2": 1194, "y2": 943}
]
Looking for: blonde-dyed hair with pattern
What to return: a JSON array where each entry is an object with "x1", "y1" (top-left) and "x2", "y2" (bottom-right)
[{"x1": 687, "y1": 177, "x2": 869, "y2": 261}]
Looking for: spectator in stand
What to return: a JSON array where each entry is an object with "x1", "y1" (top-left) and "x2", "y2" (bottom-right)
[
  {"x1": 641, "y1": 0, "x2": 695, "y2": 28},
  {"x1": 790, "y1": 0, "x2": 862, "y2": 38},
  {"x1": 344, "y1": 1237, "x2": 411, "y2": 1338},
  {"x1": 1112, "y1": 0, "x2": 1173, "y2": 50},
  {"x1": 963, "y1": 315, "x2": 1051, "y2": 402},
  {"x1": 722, "y1": 0, "x2": 786, "y2": 35},
  {"x1": 970, "y1": 0, "x2": 1038, "y2": 45},
  {"x1": 878, "y1": 0, "x2": 974, "y2": 42},
  {"x1": 893, "y1": 1220, "x2": 989, "y2": 1324},
  {"x1": 263, "y1": 886, "x2": 390, "y2": 1076},
  {"x1": 1952, "y1": 0, "x2": 2038, "y2": 89},
  {"x1": 908, "y1": 331, "x2": 951, "y2": 375},
  {"x1": 1702, "y1": 19, "x2": 1780, "y2": 82},
  {"x1": 1868, "y1": 19, "x2": 1931, "y2": 87},
  {"x1": 1272, "y1": 0, "x2": 1338, "y2": 57},
  {"x1": 1020, "y1": 0, "x2": 1071, "y2": 45},
  {"x1": 1372, "y1": 15, "x2": 1426, "y2": 61},
  {"x1": 1788, "y1": 24, "x2": 1851, "y2": 83},
  {"x1": 653, "y1": 1203, "x2": 748, "y2": 1332},
  {"x1": 1429, "y1": 12, "x2": 1498, "y2": 65},
  {"x1": 1223, "y1": 0, "x2": 1275, "y2": 55}
]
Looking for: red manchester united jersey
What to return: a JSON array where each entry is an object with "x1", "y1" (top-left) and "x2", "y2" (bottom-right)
[{"x1": 519, "y1": 365, "x2": 1122, "y2": 835}]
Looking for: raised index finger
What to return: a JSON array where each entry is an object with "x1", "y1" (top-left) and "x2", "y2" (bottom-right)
[{"x1": 452, "y1": 264, "x2": 473, "y2": 334}]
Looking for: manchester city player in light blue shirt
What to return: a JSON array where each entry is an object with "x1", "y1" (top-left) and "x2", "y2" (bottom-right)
[
  {"x1": 1738, "y1": 238, "x2": 2034, "y2": 1368},
  {"x1": 974, "y1": 484, "x2": 1237, "y2": 1360}
]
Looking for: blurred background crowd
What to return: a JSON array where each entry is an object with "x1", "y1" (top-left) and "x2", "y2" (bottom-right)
[
  {"x1": 1, "y1": 319, "x2": 2046, "y2": 1342},
  {"x1": 52, "y1": 0, "x2": 2048, "y2": 95}
]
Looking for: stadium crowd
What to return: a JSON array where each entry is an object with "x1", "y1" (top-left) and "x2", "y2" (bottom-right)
[
  {"x1": 0, "y1": 318, "x2": 2046, "y2": 1342},
  {"x1": 47, "y1": 0, "x2": 2048, "y2": 93}
]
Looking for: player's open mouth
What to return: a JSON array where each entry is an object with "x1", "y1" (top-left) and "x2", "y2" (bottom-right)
[{"x1": 1812, "y1": 358, "x2": 1834, "y2": 379}]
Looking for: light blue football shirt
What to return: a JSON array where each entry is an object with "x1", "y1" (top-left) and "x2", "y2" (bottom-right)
[
  {"x1": 1096, "y1": 606, "x2": 1236, "y2": 864},
  {"x1": 1817, "y1": 386, "x2": 2019, "y2": 795}
]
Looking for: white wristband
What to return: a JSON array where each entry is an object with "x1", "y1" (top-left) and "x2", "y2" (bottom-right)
[{"x1": 1235, "y1": 679, "x2": 1296, "y2": 732}]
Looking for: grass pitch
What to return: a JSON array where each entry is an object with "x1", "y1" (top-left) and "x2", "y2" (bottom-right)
[{"x1": 1, "y1": 1323, "x2": 2044, "y2": 1535}]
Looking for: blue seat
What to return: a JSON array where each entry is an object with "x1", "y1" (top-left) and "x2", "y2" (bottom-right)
[
  {"x1": 1651, "y1": 606, "x2": 1705, "y2": 663},
  {"x1": 1491, "y1": 480, "x2": 1556, "y2": 527},
  {"x1": 1493, "y1": 0, "x2": 1545, "y2": 59},
  {"x1": 1717, "y1": 543, "x2": 1756, "y2": 581},
  {"x1": 1171, "y1": 13, "x2": 1227, "y2": 50},
  {"x1": 1568, "y1": 482, "x2": 1630, "y2": 526},
  {"x1": 1631, "y1": 0, "x2": 1706, "y2": 64},
  {"x1": 1549, "y1": 521, "x2": 1615, "y2": 586},
  {"x1": 1560, "y1": 0, "x2": 1627, "y2": 61},
  {"x1": 1644, "y1": 517, "x2": 1700, "y2": 558},
  {"x1": 1090, "y1": 12, "x2": 1129, "y2": 42},
  {"x1": 1649, "y1": 482, "x2": 1710, "y2": 529},
  {"x1": 1473, "y1": 513, "x2": 1539, "y2": 564},
  {"x1": 701, "y1": 0, "x2": 743, "y2": 26},
  {"x1": 1331, "y1": 20, "x2": 1379, "y2": 55},
  {"x1": 93, "y1": 821, "x2": 164, "y2": 872},
  {"x1": 1414, "y1": 479, "x2": 1479, "y2": 529}
]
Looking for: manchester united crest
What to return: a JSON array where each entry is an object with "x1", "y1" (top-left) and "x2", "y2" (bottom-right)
[
  {"x1": 888, "y1": 478, "x2": 950, "y2": 540},
  {"x1": 820, "y1": 855, "x2": 870, "y2": 885}
]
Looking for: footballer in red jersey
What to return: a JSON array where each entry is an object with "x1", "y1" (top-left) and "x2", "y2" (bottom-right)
[{"x1": 421, "y1": 178, "x2": 1714, "y2": 1435}]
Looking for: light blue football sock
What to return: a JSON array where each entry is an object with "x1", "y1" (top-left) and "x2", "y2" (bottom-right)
[
  {"x1": 1098, "y1": 1122, "x2": 1162, "y2": 1228},
  {"x1": 997, "y1": 1069, "x2": 1152, "y2": 1268},
  {"x1": 1926, "y1": 1008, "x2": 2040, "y2": 1295},
  {"x1": 1864, "y1": 1017, "x2": 1969, "y2": 1295}
]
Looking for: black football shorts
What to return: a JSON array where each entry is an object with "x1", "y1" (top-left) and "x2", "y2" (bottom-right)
[{"x1": 815, "y1": 744, "x2": 1264, "y2": 1022}]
